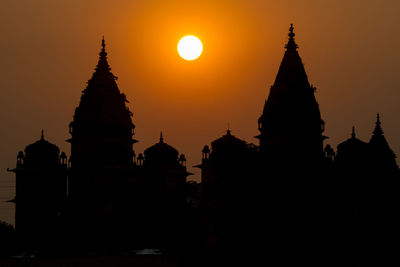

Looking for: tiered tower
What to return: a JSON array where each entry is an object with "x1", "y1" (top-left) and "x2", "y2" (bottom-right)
[
  {"x1": 257, "y1": 24, "x2": 325, "y2": 164},
  {"x1": 67, "y1": 38, "x2": 138, "y2": 246},
  {"x1": 68, "y1": 38, "x2": 136, "y2": 171}
]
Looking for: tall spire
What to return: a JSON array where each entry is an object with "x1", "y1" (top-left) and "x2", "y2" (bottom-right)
[
  {"x1": 69, "y1": 38, "x2": 136, "y2": 169},
  {"x1": 258, "y1": 24, "x2": 324, "y2": 161},
  {"x1": 95, "y1": 36, "x2": 111, "y2": 72},
  {"x1": 285, "y1": 23, "x2": 298, "y2": 51},
  {"x1": 373, "y1": 112, "x2": 383, "y2": 135},
  {"x1": 351, "y1": 126, "x2": 356, "y2": 139},
  {"x1": 160, "y1": 132, "x2": 164, "y2": 143},
  {"x1": 41, "y1": 129, "x2": 44, "y2": 140}
]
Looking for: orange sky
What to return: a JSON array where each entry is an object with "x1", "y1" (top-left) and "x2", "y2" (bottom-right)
[{"x1": 1, "y1": 0, "x2": 400, "y2": 224}]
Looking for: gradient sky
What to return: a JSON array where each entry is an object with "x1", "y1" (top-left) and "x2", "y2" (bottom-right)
[{"x1": 1, "y1": 0, "x2": 399, "y2": 225}]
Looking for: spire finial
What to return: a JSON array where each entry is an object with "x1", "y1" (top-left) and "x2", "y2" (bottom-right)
[
  {"x1": 289, "y1": 23, "x2": 294, "y2": 36},
  {"x1": 95, "y1": 36, "x2": 111, "y2": 72},
  {"x1": 351, "y1": 126, "x2": 356, "y2": 139},
  {"x1": 160, "y1": 131, "x2": 164, "y2": 143},
  {"x1": 373, "y1": 112, "x2": 383, "y2": 135},
  {"x1": 101, "y1": 36, "x2": 106, "y2": 52},
  {"x1": 227, "y1": 123, "x2": 231, "y2": 135},
  {"x1": 285, "y1": 23, "x2": 298, "y2": 50},
  {"x1": 41, "y1": 129, "x2": 44, "y2": 140}
]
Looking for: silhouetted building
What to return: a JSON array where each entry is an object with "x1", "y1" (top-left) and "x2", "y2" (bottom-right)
[
  {"x1": 196, "y1": 129, "x2": 258, "y2": 251},
  {"x1": 68, "y1": 38, "x2": 136, "y2": 170},
  {"x1": 143, "y1": 133, "x2": 190, "y2": 201},
  {"x1": 331, "y1": 114, "x2": 400, "y2": 262},
  {"x1": 135, "y1": 133, "x2": 191, "y2": 248},
  {"x1": 336, "y1": 114, "x2": 398, "y2": 177},
  {"x1": 65, "y1": 39, "x2": 191, "y2": 250},
  {"x1": 257, "y1": 24, "x2": 325, "y2": 166},
  {"x1": 65, "y1": 38, "x2": 140, "y2": 249},
  {"x1": 8, "y1": 131, "x2": 67, "y2": 248},
  {"x1": 8, "y1": 24, "x2": 400, "y2": 264},
  {"x1": 195, "y1": 25, "x2": 400, "y2": 264},
  {"x1": 198, "y1": 129, "x2": 256, "y2": 208}
]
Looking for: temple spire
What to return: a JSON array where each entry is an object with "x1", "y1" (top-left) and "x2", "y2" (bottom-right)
[
  {"x1": 257, "y1": 24, "x2": 323, "y2": 160},
  {"x1": 41, "y1": 129, "x2": 44, "y2": 140},
  {"x1": 351, "y1": 126, "x2": 356, "y2": 139},
  {"x1": 373, "y1": 112, "x2": 383, "y2": 135},
  {"x1": 160, "y1": 132, "x2": 164, "y2": 143},
  {"x1": 285, "y1": 23, "x2": 298, "y2": 50}
]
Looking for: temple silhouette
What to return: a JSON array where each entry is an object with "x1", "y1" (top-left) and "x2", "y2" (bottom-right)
[{"x1": 6, "y1": 25, "x2": 400, "y2": 264}]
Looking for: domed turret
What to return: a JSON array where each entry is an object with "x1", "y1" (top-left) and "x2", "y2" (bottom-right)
[
  {"x1": 210, "y1": 129, "x2": 248, "y2": 161},
  {"x1": 336, "y1": 127, "x2": 370, "y2": 166},
  {"x1": 144, "y1": 132, "x2": 179, "y2": 165},
  {"x1": 23, "y1": 130, "x2": 62, "y2": 168},
  {"x1": 9, "y1": 130, "x2": 67, "y2": 245}
]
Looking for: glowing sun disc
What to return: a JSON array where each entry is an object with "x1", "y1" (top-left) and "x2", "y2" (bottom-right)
[{"x1": 177, "y1": 35, "x2": 203, "y2": 60}]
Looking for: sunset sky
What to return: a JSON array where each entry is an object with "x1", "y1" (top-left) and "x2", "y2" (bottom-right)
[{"x1": 1, "y1": 0, "x2": 400, "y2": 224}]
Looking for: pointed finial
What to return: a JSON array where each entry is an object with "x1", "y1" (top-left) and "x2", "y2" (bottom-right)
[
  {"x1": 101, "y1": 36, "x2": 106, "y2": 52},
  {"x1": 373, "y1": 112, "x2": 383, "y2": 135},
  {"x1": 160, "y1": 132, "x2": 164, "y2": 143},
  {"x1": 351, "y1": 126, "x2": 356, "y2": 139},
  {"x1": 289, "y1": 24, "x2": 294, "y2": 37},
  {"x1": 95, "y1": 36, "x2": 111, "y2": 72},
  {"x1": 41, "y1": 129, "x2": 44, "y2": 140},
  {"x1": 285, "y1": 23, "x2": 298, "y2": 50},
  {"x1": 227, "y1": 123, "x2": 231, "y2": 135}
]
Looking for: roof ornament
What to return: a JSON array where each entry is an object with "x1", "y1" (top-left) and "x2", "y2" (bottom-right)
[
  {"x1": 351, "y1": 126, "x2": 356, "y2": 139},
  {"x1": 101, "y1": 36, "x2": 106, "y2": 52},
  {"x1": 95, "y1": 36, "x2": 111, "y2": 72},
  {"x1": 41, "y1": 129, "x2": 44, "y2": 140},
  {"x1": 160, "y1": 132, "x2": 164, "y2": 143},
  {"x1": 289, "y1": 24, "x2": 294, "y2": 37},
  {"x1": 99, "y1": 36, "x2": 107, "y2": 58},
  {"x1": 373, "y1": 112, "x2": 384, "y2": 135},
  {"x1": 227, "y1": 122, "x2": 231, "y2": 135},
  {"x1": 285, "y1": 23, "x2": 298, "y2": 50}
]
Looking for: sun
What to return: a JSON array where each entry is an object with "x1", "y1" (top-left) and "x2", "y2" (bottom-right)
[{"x1": 177, "y1": 35, "x2": 203, "y2": 61}]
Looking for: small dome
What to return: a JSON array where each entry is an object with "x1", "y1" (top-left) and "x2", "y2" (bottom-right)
[
  {"x1": 144, "y1": 133, "x2": 179, "y2": 164},
  {"x1": 337, "y1": 136, "x2": 368, "y2": 151},
  {"x1": 211, "y1": 130, "x2": 247, "y2": 153},
  {"x1": 24, "y1": 131, "x2": 61, "y2": 168},
  {"x1": 336, "y1": 127, "x2": 369, "y2": 163}
]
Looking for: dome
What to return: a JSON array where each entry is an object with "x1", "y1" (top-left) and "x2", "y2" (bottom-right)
[
  {"x1": 144, "y1": 133, "x2": 179, "y2": 164},
  {"x1": 211, "y1": 130, "x2": 247, "y2": 154},
  {"x1": 23, "y1": 131, "x2": 61, "y2": 168},
  {"x1": 336, "y1": 127, "x2": 369, "y2": 163}
]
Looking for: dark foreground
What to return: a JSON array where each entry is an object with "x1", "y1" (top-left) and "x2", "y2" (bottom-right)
[
  {"x1": 0, "y1": 255, "x2": 180, "y2": 267},
  {"x1": 0, "y1": 256, "x2": 399, "y2": 267}
]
